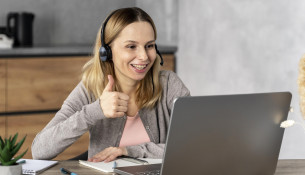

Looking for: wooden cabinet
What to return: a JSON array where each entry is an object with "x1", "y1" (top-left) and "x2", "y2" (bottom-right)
[
  {"x1": 0, "y1": 59, "x2": 6, "y2": 137},
  {"x1": 161, "y1": 54, "x2": 175, "y2": 72},
  {"x1": 6, "y1": 57, "x2": 88, "y2": 112},
  {"x1": 7, "y1": 113, "x2": 54, "y2": 159},
  {"x1": 0, "y1": 117, "x2": 4, "y2": 137},
  {"x1": 0, "y1": 53, "x2": 175, "y2": 160},
  {"x1": 0, "y1": 59, "x2": 5, "y2": 112},
  {"x1": 1, "y1": 56, "x2": 90, "y2": 160}
]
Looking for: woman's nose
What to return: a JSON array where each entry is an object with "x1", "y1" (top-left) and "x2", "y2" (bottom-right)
[{"x1": 137, "y1": 47, "x2": 148, "y2": 61}]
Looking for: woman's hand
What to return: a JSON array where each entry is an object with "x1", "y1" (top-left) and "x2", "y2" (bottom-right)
[
  {"x1": 100, "y1": 75, "x2": 129, "y2": 118},
  {"x1": 88, "y1": 147, "x2": 128, "y2": 162}
]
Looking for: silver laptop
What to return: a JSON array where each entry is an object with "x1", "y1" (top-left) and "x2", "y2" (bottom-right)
[{"x1": 114, "y1": 92, "x2": 292, "y2": 175}]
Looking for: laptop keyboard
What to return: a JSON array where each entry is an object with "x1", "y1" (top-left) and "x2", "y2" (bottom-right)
[{"x1": 135, "y1": 170, "x2": 161, "y2": 175}]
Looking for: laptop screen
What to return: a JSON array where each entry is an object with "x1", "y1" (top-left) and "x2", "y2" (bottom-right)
[{"x1": 115, "y1": 92, "x2": 292, "y2": 175}]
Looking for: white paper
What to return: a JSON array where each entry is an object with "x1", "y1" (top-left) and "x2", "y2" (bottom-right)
[{"x1": 21, "y1": 159, "x2": 58, "y2": 175}]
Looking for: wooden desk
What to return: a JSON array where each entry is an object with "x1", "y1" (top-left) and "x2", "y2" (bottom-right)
[
  {"x1": 39, "y1": 159, "x2": 305, "y2": 175},
  {"x1": 40, "y1": 161, "x2": 107, "y2": 175},
  {"x1": 275, "y1": 159, "x2": 305, "y2": 174}
]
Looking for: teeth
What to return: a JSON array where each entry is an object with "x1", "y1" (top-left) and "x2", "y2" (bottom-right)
[{"x1": 132, "y1": 64, "x2": 147, "y2": 70}]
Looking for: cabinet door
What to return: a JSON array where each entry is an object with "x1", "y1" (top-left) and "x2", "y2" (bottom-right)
[
  {"x1": 161, "y1": 54, "x2": 175, "y2": 72},
  {"x1": 0, "y1": 116, "x2": 5, "y2": 136},
  {"x1": 7, "y1": 113, "x2": 54, "y2": 159},
  {"x1": 0, "y1": 59, "x2": 5, "y2": 113},
  {"x1": 7, "y1": 113, "x2": 89, "y2": 160},
  {"x1": 6, "y1": 56, "x2": 89, "y2": 112}
]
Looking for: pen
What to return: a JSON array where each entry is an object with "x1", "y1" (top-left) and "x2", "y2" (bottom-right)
[
  {"x1": 112, "y1": 161, "x2": 117, "y2": 169},
  {"x1": 121, "y1": 156, "x2": 149, "y2": 165},
  {"x1": 60, "y1": 168, "x2": 78, "y2": 175},
  {"x1": 17, "y1": 160, "x2": 26, "y2": 164}
]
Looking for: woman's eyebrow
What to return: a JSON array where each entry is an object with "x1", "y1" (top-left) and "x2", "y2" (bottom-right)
[
  {"x1": 124, "y1": 40, "x2": 137, "y2": 43},
  {"x1": 124, "y1": 40, "x2": 155, "y2": 44},
  {"x1": 146, "y1": 40, "x2": 155, "y2": 44}
]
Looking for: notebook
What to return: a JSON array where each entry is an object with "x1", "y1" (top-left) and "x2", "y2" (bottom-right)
[
  {"x1": 79, "y1": 158, "x2": 162, "y2": 173},
  {"x1": 114, "y1": 92, "x2": 292, "y2": 175},
  {"x1": 21, "y1": 159, "x2": 58, "y2": 175}
]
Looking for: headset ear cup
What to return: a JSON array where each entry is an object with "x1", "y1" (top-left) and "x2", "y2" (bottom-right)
[
  {"x1": 99, "y1": 45, "x2": 112, "y2": 62},
  {"x1": 105, "y1": 45, "x2": 112, "y2": 61},
  {"x1": 99, "y1": 46, "x2": 107, "y2": 61}
]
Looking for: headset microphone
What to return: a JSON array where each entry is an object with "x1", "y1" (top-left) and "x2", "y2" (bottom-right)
[{"x1": 155, "y1": 44, "x2": 163, "y2": 66}]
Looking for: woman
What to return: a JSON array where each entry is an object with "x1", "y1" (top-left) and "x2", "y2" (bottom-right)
[{"x1": 31, "y1": 7, "x2": 190, "y2": 162}]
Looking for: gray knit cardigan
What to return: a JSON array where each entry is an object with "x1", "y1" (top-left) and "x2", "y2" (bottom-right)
[{"x1": 31, "y1": 70, "x2": 190, "y2": 160}]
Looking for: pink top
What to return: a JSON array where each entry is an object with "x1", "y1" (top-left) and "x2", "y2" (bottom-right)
[{"x1": 119, "y1": 113, "x2": 151, "y2": 147}]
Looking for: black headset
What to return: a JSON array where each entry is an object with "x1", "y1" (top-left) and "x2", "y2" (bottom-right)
[{"x1": 99, "y1": 11, "x2": 164, "y2": 66}]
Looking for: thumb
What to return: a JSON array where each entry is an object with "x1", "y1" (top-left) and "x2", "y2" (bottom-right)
[{"x1": 104, "y1": 75, "x2": 114, "y2": 92}]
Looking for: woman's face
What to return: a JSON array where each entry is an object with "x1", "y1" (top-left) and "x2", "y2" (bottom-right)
[{"x1": 111, "y1": 21, "x2": 156, "y2": 84}]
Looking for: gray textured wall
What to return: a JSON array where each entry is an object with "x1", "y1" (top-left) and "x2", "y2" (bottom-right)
[
  {"x1": 0, "y1": 0, "x2": 135, "y2": 46},
  {"x1": 177, "y1": 0, "x2": 305, "y2": 159},
  {"x1": 136, "y1": 0, "x2": 178, "y2": 46}
]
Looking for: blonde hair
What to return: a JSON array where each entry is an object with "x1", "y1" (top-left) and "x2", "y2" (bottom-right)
[
  {"x1": 82, "y1": 7, "x2": 162, "y2": 109},
  {"x1": 298, "y1": 54, "x2": 305, "y2": 118}
]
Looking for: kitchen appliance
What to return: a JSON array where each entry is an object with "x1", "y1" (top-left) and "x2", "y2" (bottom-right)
[
  {"x1": 0, "y1": 34, "x2": 13, "y2": 49},
  {"x1": 7, "y1": 12, "x2": 35, "y2": 47}
]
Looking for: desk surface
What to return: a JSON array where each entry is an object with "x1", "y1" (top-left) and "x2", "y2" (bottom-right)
[{"x1": 40, "y1": 159, "x2": 305, "y2": 175}]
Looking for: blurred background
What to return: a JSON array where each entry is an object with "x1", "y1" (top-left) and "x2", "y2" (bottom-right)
[{"x1": 0, "y1": 0, "x2": 305, "y2": 159}]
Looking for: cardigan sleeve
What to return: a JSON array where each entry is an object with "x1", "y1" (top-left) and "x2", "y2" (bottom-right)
[{"x1": 31, "y1": 82, "x2": 105, "y2": 160}]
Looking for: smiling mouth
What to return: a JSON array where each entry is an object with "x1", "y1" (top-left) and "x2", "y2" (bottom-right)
[{"x1": 131, "y1": 64, "x2": 148, "y2": 70}]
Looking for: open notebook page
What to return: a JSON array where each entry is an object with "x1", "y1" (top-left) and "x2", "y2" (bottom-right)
[{"x1": 79, "y1": 158, "x2": 162, "y2": 173}]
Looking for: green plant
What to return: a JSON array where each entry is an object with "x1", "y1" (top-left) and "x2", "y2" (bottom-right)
[{"x1": 0, "y1": 133, "x2": 28, "y2": 166}]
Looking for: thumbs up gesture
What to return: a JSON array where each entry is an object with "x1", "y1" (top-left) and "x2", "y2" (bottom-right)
[{"x1": 99, "y1": 75, "x2": 129, "y2": 118}]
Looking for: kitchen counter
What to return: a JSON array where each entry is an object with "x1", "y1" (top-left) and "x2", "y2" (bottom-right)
[{"x1": 0, "y1": 45, "x2": 177, "y2": 57}]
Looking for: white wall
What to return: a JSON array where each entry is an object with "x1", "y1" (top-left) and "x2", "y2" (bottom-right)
[{"x1": 177, "y1": 0, "x2": 305, "y2": 159}]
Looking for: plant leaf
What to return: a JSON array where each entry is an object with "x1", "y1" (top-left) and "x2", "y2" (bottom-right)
[
  {"x1": 0, "y1": 134, "x2": 27, "y2": 166},
  {"x1": 11, "y1": 133, "x2": 18, "y2": 148},
  {"x1": 4, "y1": 148, "x2": 28, "y2": 166},
  {"x1": 0, "y1": 145, "x2": 13, "y2": 162},
  {"x1": 0, "y1": 137, "x2": 3, "y2": 152},
  {"x1": 0, "y1": 136, "x2": 4, "y2": 149},
  {"x1": 4, "y1": 138, "x2": 7, "y2": 147},
  {"x1": 7, "y1": 139, "x2": 11, "y2": 150},
  {"x1": 0, "y1": 156, "x2": 5, "y2": 165},
  {"x1": 11, "y1": 135, "x2": 26, "y2": 156}
]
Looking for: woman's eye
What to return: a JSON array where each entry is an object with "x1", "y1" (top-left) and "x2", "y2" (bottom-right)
[
  {"x1": 127, "y1": 45, "x2": 136, "y2": 49},
  {"x1": 146, "y1": 44, "x2": 155, "y2": 49}
]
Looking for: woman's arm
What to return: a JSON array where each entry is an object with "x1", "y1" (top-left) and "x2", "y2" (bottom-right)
[
  {"x1": 31, "y1": 82, "x2": 105, "y2": 160},
  {"x1": 125, "y1": 142, "x2": 165, "y2": 158}
]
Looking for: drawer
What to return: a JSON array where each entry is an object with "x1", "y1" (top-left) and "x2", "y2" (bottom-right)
[{"x1": 6, "y1": 56, "x2": 89, "y2": 112}]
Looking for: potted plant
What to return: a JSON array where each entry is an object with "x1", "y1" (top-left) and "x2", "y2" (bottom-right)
[{"x1": 0, "y1": 133, "x2": 28, "y2": 175}]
